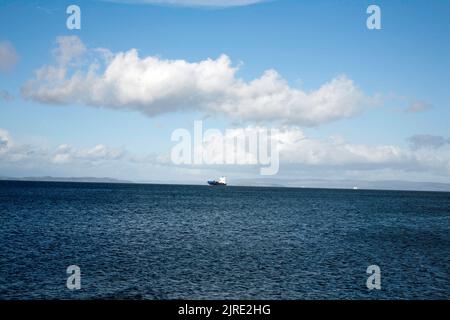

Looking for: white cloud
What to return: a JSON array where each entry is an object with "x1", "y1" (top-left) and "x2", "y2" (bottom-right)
[
  {"x1": 52, "y1": 144, "x2": 124, "y2": 164},
  {"x1": 263, "y1": 127, "x2": 448, "y2": 175},
  {"x1": 0, "y1": 41, "x2": 19, "y2": 72},
  {"x1": 53, "y1": 36, "x2": 86, "y2": 66},
  {"x1": 276, "y1": 128, "x2": 408, "y2": 168},
  {"x1": 0, "y1": 129, "x2": 124, "y2": 166},
  {"x1": 160, "y1": 125, "x2": 450, "y2": 175},
  {"x1": 275, "y1": 128, "x2": 450, "y2": 174},
  {"x1": 22, "y1": 36, "x2": 372, "y2": 126},
  {"x1": 0, "y1": 130, "x2": 49, "y2": 163},
  {"x1": 103, "y1": 0, "x2": 267, "y2": 8}
]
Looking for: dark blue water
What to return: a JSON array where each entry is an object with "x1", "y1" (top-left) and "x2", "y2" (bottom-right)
[{"x1": 0, "y1": 181, "x2": 448, "y2": 299}]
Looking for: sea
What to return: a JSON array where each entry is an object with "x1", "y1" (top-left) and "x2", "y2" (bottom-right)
[{"x1": 0, "y1": 180, "x2": 448, "y2": 299}]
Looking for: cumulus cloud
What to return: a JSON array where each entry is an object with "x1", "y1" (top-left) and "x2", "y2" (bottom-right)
[
  {"x1": 405, "y1": 100, "x2": 432, "y2": 113},
  {"x1": 22, "y1": 36, "x2": 372, "y2": 126},
  {"x1": 102, "y1": 0, "x2": 267, "y2": 8},
  {"x1": 0, "y1": 128, "x2": 124, "y2": 166},
  {"x1": 0, "y1": 41, "x2": 19, "y2": 72},
  {"x1": 271, "y1": 127, "x2": 400, "y2": 167},
  {"x1": 408, "y1": 134, "x2": 450, "y2": 150},
  {"x1": 0, "y1": 130, "x2": 46, "y2": 163}
]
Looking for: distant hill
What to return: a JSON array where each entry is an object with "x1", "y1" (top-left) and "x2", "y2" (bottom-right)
[{"x1": 0, "y1": 176, "x2": 133, "y2": 184}]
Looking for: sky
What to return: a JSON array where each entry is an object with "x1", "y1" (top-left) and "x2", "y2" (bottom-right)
[{"x1": 0, "y1": 0, "x2": 449, "y2": 184}]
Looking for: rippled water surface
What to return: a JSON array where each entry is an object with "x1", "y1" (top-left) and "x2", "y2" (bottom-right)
[{"x1": 0, "y1": 181, "x2": 448, "y2": 299}]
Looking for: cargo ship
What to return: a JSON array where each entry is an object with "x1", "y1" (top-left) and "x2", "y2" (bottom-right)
[{"x1": 207, "y1": 176, "x2": 227, "y2": 186}]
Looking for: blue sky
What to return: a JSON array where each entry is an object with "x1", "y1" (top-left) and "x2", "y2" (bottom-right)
[{"x1": 0, "y1": 0, "x2": 449, "y2": 184}]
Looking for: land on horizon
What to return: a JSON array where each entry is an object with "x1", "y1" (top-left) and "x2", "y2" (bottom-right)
[{"x1": 1, "y1": 176, "x2": 449, "y2": 192}]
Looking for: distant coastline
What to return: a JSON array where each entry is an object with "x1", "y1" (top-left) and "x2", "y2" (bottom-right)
[
  {"x1": 1, "y1": 176, "x2": 450, "y2": 192},
  {"x1": 0, "y1": 176, "x2": 132, "y2": 184}
]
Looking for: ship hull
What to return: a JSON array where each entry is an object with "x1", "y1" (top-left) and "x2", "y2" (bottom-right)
[{"x1": 207, "y1": 181, "x2": 226, "y2": 186}]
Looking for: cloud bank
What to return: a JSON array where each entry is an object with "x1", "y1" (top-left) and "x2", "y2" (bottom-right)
[
  {"x1": 22, "y1": 36, "x2": 372, "y2": 126},
  {"x1": 172, "y1": 126, "x2": 450, "y2": 173},
  {"x1": 0, "y1": 129, "x2": 124, "y2": 166},
  {"x1": 1, "y1": 127, "x2": 449, "y2": 181}
]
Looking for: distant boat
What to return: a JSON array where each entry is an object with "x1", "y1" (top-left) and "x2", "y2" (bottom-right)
[
  {"x1": 353, "y1": 186, "x2": 358, "y2": 190},
  {"x1": 208, "y1": 176, "x2": 227, "y2": 186}
]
